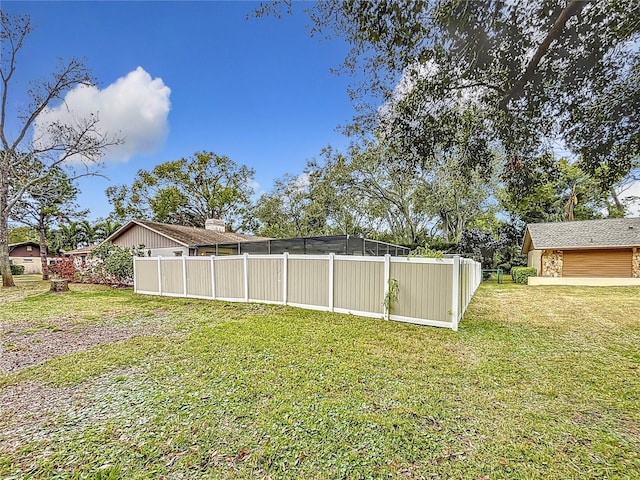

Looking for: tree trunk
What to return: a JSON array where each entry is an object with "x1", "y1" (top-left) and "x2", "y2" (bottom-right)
[
  {"x1": 0, "y1": 173, "x2": 16, "y2": 287},
  {"x1": 38, "y1": 217, "x2": 49, "y2": 281},
  {"x1": 609, "y1": 187, "x2": 625, "y2": 214},
  {"x1": 439, "y1": 208, "x2": 450, "y2": 242},
  {"x1": 50, "y1": 279, "x2": 69, "y2": 292}
]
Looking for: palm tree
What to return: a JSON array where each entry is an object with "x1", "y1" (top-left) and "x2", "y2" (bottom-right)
[
  {"x1": 95, "y1": 218, "x2": 122, "y2": 242},
  {"x1": 59, "y1": 222, "x2": 80, "y2": 250},
  {"x1": 46, "y1": 229, "x2": 64, "y2": 256},
  {"x1": 77, "y1": 220, "x2": 97, "y2": 247}
]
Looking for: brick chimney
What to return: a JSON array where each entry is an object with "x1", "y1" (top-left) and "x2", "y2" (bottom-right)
[{"x1": 204, "y1": 218, "x2": 226, "y2": 232}]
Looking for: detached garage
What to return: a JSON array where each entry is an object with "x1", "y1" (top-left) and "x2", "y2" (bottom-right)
[{"x1": 522, "y1": 218, "x2": 640, "y2": 286}]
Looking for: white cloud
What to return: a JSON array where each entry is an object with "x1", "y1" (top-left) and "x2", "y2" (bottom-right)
[
  {"x1": 248, "y1": 179, "x2": 261, "y2": 195},
  {"x1": 292, "y1": 172, "x2": 311, "y2": 191},
  {"x1": 34, "y1": 67, "x2": 171, "y2": 162},
  {"x1": 619, "y1": 180, "x2": 640, "y2": 216}
]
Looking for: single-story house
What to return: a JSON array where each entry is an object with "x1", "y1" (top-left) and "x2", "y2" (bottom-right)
[
  {"x1": 104, "y1": 219, "x2": 410, "y2": 257},
  {"x1": 522, "y1": 218, "x2": 640, "y2": 285},
  {"x1": 104, "y1": 219, "x2": 269, "y2": 257},
  {"x1": 63, "y1": 245, "x2": 96, "y2": 268},
  {"x1": 9, "y1": 241, "x2": 47, "y2": 274}
]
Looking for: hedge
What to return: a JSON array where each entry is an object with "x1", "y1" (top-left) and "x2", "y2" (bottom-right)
[
  {"x1": 10, "y1": 264, "x2": 25, "y2": 275},
  {"x1": 511, "y1": 266, "x2": 537, "y2": 284}
]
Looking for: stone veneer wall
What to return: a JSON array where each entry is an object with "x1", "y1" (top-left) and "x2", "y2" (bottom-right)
[
  {"x1": 542, "y1": 250, "x2": 563, "y2": 277},
  {"x1": 633, "y1": 249, "x2": 640, "y2": 278}
]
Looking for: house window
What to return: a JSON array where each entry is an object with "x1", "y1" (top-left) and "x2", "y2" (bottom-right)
[
  {"x1": 173, "y1": 251, "x2": 183, "y2": 256},
  {"x1": 23, "y1": 258, "x2": 33, "y2": 263}
]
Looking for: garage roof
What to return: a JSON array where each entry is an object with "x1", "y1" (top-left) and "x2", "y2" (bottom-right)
[{"x1": 522, "y1": 218, "x2": 640, "y2": 253}]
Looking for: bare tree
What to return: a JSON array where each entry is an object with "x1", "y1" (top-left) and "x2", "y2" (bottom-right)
[{"x1": 0, "y1": 12, "x2": 118, "y2": 287}]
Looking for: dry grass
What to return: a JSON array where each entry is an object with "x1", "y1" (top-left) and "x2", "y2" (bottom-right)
[{"x1": 471, "y1": 282, "x2": 640, "y2": 331}]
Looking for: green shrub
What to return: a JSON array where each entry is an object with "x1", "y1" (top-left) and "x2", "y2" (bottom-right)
[
  {"x1": 383, "y1": 278, "x2": 399, "y2": 316},
  {"x1": 512, "y1": 266, "x2": 537, "y2": 284},
  {"x1": 90, "y1": 242, "x2": 149, "y2": 285},
  {"x1": 409, "y1": 246, "x2": 444, "y2": 258},
  {"x1": 10, "y1": 264, "x2": 25, "y2": 275}
]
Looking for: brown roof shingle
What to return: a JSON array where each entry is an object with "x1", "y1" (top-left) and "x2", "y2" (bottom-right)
[
  {"x1": 132, "y1": 220, "x2": 270, "y2": 246},
  {"x1": 104, "y1": 219, "x2": 270, "y2": 248}
]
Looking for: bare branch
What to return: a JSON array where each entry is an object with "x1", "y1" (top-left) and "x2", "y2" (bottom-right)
[
  {"x1": 0, "y1": 12, "x2": 31, "y2": 150},
  {"x1": 12, "y1": 58, "x2": 94, "y2": 152},
  {"x1": 1, "y1": 13, "x2": 122, "y2": 286},
  {"x1": 499, "y1": 1, "x2": 587, "y2": 110}
]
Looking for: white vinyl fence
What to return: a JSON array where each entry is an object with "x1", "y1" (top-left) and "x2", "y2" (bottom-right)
[{"x1": 134, "y1": 254, "x2": 481, "y2": 330}]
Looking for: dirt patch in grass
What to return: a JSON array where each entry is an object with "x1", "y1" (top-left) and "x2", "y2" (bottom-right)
[{"x1": 0, "y1": 320, "x2": 163, "y2": 374}]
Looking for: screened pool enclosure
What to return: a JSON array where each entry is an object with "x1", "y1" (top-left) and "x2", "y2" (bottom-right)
[{"x1": 196, "y1": 234, "x2": 409, "y2": 257}]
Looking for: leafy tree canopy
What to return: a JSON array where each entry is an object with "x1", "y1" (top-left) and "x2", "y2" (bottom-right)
[
  {"x1": 258, "y1": 1, "x2": 640, "y2": 188},
  {"x1": 106, "y1": 151, "x2": 255, "y2": 231},
  {"x1": 499, "y1": 154, "x2": 617, "y2": 224},
  {"x1": 8, "y1": 226, "x2": 38, "y2": 244},
  {"x1": 252, "y1": 150, "x2": 363, "y2": 239}
]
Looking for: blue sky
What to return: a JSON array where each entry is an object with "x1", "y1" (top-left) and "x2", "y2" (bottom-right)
[{"x1": 5, "y1": 1, "x2": 359, "y2": 222}]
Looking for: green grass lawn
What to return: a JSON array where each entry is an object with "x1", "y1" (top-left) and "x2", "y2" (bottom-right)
[{"x1": 0, "y1": 280, "x2": 638, "y2": 479}]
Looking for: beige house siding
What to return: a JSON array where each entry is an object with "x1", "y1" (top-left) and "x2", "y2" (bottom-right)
[
  {"x1": 152, "y1": 246, "x2": 189, "y2": 257},
  {"x1": 112, "y1": 226, "x2": 182, "y2": 250},
  {"x1": 527, "y1": 249, "x2": 542, "y2": 275},
  {"x1": 10, "y1": 256, "x2": 43, "y2": 274}
]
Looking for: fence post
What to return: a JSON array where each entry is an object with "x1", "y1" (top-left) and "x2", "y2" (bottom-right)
[
  {"x1": 451, "y1": 255, "x2": 460, "y2": 331},
  {"x1": 210, "y1": 255, "x2": 216, "y2": 300},
  {"x1": 243, "y1": 253, "x2": 249, "y2": 302},
  {"x1": 328, "y1": 253, "x2": 335, "y2": 312},
  {"x1": 282, "y1": 252, "x2": 288, "y2": 305},
  {"x1": 182, "y1": 256, "x2": 188, "y2": 297},
  {"x1": 157, "y1": 257, "x2": 163, "y2": 296},
  {"x1": 383, "y1": 254, "x2": 391, "y2": 320},
  {"x1": 133, "y1": 257, "x2": 137, "y2": 293}
]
